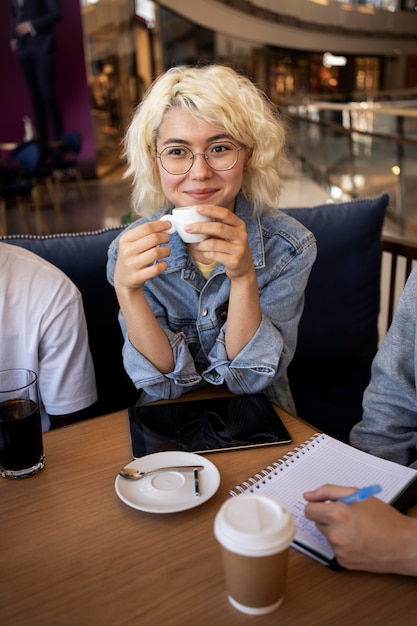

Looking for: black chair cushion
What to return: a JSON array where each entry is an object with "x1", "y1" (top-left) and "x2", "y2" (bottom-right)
[{"x1": 282, "y1": 193, "x2": 389, "y2": 440}]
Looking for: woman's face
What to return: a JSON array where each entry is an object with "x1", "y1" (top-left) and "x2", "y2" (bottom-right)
[{"x1": 155, "y1": 108, "x2": 245, "y2": 212}]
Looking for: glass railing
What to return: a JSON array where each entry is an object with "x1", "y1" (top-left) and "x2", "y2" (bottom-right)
[
  {"x1": 282, "y1": 99, "x2": 417, "y2": 238},
  {"x1": 334, "y1": 0, "x2": 416, "y2": 11}
]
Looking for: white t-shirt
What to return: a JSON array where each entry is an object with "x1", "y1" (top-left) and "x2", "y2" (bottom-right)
[{"x1": 0, "y1": 243, "x2": 97, "y2": 430}]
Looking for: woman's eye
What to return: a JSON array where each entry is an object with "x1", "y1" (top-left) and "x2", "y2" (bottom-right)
[
  {"x1": 210, "y1": 143, "x2": 233, "y2": 154},
  {"x1": 167, "y1": 147, "x2": 187, "y2": 157}
]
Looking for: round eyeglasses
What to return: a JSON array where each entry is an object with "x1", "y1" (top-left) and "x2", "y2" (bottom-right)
[{"x1": 156, "y1": 141, "x2": 242, "y2": 175}]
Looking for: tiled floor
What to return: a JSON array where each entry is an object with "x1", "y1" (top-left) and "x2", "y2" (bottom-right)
[{"x1": 1, "y1": 162, "x2": 130, "y2": 237}]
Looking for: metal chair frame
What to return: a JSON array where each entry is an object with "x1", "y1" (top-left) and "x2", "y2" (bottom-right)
[{"x1": 381, "y1": 234, "x2": 417, "y2": 334}]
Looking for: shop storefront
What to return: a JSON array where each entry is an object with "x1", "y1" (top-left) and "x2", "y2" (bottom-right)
[{"x1": 78, "y1": 1, "x2": 412, "y2": 176}]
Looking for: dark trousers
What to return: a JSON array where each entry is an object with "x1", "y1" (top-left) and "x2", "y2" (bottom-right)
[{"x1": 16, "y1": 46, "x2": 63, "y2": 146}]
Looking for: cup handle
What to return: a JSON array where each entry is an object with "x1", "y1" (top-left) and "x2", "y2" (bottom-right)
[{"x1": 160, "y1": 214, "x2": 175, "y2": 234}]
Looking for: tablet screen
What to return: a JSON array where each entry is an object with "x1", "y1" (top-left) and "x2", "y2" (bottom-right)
[{"x1": 128, "y1": 393, "x2": 292, "y2": 458}]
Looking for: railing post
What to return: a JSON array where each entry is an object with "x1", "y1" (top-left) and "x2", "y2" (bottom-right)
[
  {"x1": 396, "y1": 115, "x2": 405, "y2": 235},
  {"x1": 347, "y1": 109, "x2": 358, "y2": 198}
]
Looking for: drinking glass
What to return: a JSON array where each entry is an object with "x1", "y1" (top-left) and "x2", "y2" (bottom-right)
[{"x1": 0, "y1": 369, "x2": 44, "y2": 479}]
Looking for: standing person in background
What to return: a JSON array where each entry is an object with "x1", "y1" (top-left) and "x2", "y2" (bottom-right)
[
  {"x1": 10, "y1": 0, "x2": 63, "y2": 153},
  {"x1": 107, "y1": 64, "x2": 317, "y2": 411}
]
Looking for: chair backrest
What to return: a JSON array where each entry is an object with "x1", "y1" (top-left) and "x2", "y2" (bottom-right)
[
  {"x1": 282, "y1": 193, "x2": 389, "y2": 441},
  {"x1": 63, "y1": 132, "x2": 82, "y2": 155},
  {"x1": 381, "y1": 234, "x2": 417, "y2": 335},
  {"x1": 13, "y1": 141, "x2": 41, "y2": 176},
  {"x1": 0, "y1": 165, "x2": 13, "y2": 190}
]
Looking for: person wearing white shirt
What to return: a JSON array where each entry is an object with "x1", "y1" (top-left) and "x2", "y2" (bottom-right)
[{"x1": 1, "y1": 242, "x2": 97, "y2": 431}]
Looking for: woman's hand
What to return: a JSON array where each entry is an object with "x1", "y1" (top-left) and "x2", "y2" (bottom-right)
[
  {"x1": 185, "y1": 204, "x2": 261, "y2": 360},
  {"x1": 113, "y1": 221, "x2": 174, "y2": 373},
  {"x1": 185, "y1": 205, "x2": 254, "y2": 281},
  {"x1": 114, "y1": 220, "x2": 171, "y2": 293},
  {"x1": 304, "y1": 484, "x2": 417, "y2": 576}
]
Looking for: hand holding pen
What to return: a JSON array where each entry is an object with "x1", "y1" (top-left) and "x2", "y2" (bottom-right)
[
  {"x1": 337, "y1": 484, "x2": 382, "y2": 504},
  {"x1": 302, "y1": 483, "x2": 417, "y2": 574},
  {"x1": 303, "y1": 483, "x2": 382, "y2": 507}
]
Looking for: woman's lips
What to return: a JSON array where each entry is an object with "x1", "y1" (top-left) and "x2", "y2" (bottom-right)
[{"x1": 185, "y1": 189, "x2": 218, "y2": 201}]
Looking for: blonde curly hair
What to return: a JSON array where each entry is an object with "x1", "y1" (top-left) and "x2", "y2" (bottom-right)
[{"x1": 123, "y1": 65, "x2": 286, "y2": 217}]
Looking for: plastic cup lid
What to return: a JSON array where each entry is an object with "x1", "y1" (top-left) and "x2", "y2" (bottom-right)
[{"x1": 214, "y1": 494, "x2": 295, "y2": 556}]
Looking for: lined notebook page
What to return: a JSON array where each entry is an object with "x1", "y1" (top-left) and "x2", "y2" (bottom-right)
[{"x1": 232, "y1": 433, "x2": 417, "y2": 562}]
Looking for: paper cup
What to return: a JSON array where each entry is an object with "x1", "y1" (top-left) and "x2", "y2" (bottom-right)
[{"x1": 214, "y1": 494, "x2": 295, "y2": 615}]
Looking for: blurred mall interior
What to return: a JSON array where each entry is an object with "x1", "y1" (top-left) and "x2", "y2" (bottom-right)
[{"x1": 1, "y1": 0, "x2": 417, "y2": 238}]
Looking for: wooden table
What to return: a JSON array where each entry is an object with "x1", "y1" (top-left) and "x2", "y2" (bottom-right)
[{"x1": 1, "y1": 400, "x2": 416, "y2": 626}]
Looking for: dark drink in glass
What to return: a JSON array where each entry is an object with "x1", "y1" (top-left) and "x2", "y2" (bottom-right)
[
  {"x1": 0, "y1": 399, "x2": 44, "y2": 476},
  {"x1": 0, "y1": 369, "x2": 44, "y2": 479}
]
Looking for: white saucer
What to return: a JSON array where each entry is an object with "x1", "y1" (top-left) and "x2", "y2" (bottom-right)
[{"x1": 114, "y1": 451, "x2": 221, "y2": 514}]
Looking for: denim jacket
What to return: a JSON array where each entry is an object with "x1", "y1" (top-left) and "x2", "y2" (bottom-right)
[{"x1": 107, "y1": 193, "x2": 316, "y2": 413}]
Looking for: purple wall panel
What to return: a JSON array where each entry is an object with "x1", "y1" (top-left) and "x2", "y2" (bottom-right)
[{"x1": 0, "y1": 1, "x2": 96, "y2": 177}]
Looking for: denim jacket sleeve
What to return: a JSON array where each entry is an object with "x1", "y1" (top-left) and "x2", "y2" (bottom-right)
[
  {"x1": 118, "y1": 310, "x2": 204, "y2": 401},
  {"x1": 350, "y1": 266, "x2": 417, "y2": 466}
]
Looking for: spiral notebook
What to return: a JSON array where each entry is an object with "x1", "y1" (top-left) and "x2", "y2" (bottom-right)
[{"x1": 229, "y1": 433, "x2": 417, "y2": 567}]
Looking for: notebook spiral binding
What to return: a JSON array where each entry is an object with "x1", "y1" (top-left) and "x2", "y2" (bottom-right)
[{"x1": 228, "y1": 432, "x2": 325, "y2": 497}]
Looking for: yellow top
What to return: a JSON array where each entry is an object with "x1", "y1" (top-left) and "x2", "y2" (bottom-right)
[{"x1": 194, "y1": 260, "x2": 218, "y2": 281}]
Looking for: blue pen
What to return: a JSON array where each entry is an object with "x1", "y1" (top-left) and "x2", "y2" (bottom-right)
[{"x1": 338, "y1": 484, "x2": 382, "y2": 504}]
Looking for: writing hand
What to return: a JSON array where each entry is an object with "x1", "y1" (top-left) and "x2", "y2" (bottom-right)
[{"x1": 304, "y1": 484, "x2": 417, "y2": 575}]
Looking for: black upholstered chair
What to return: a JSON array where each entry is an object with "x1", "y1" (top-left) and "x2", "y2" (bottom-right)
[{"x1": 1, "y1": 192, "x2": 389, "y2": 436}]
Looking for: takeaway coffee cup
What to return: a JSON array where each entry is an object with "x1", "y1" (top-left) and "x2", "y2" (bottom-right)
[
  {"x1": 214, "y1": 494, "x2": 295, "y2": 615},
  {"x1": 160, "y1": 207, "x2": 212, "y2": 243}
]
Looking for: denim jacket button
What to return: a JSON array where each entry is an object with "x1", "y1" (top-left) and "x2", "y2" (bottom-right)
[{"x1": 201, "y1": 307, "x2": 208, "y2": 316}]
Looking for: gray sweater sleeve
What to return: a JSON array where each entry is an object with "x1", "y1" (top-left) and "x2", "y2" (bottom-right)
[{"x1": 350, "y1": 265, "x2": 417, "y2": 466}]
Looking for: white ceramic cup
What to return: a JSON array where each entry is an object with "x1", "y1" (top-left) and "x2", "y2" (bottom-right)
[
  {"x1": 160, "y1": 207, "x2": 212, "y2": 243},
  {"x1": 214, "y1": 494, "x2": 295, "y2": 615}
]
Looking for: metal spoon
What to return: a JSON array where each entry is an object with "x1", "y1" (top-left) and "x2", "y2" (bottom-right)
[{"x1": 118, "y1": 465, "x2": 204, "y2": 481}]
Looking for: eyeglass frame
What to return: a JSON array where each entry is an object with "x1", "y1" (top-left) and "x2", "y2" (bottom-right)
[{"x1": 155, "y1": 143, "x2": 243, "y2": 175}]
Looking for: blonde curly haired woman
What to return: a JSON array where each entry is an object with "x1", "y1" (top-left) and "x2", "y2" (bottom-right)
[{"x1": 107, "y1": 65, "x2": 316, "y2": 411}]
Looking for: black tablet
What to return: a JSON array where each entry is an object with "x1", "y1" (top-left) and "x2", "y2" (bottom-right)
[{"x1": 128, "y1": 393, "x2": 292, "y2": 458}]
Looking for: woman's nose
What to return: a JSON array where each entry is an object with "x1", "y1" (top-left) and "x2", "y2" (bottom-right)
[{"x1": 189, "y1": 153, "x2": 212, "y2": 178}]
